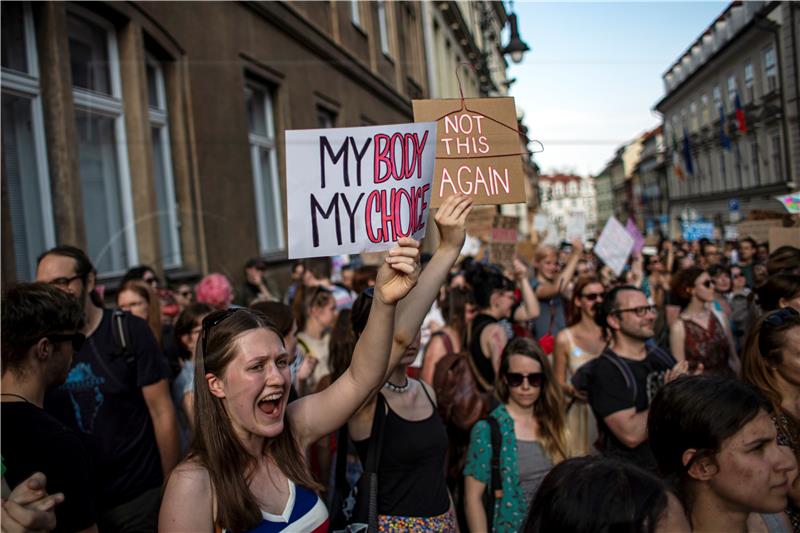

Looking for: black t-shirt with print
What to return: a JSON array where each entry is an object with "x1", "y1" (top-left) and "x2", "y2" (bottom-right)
[
  {"x1": 2, "y1": 402, "x2": 96, "y2": 532},
  {"x1": 45, "y1": 309, "x2": 168, "y2": 510},
  {"x1": 589, "y1": 346, "x2": 675, "y2": 472}
]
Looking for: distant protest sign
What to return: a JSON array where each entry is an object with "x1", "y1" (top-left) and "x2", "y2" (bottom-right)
[
  {"x1": 626, "y1": 219, "x2": 645, "y2": 255},
  {"x1": 489, "y1": 215, "x2": 519, "y2": 269},
  {"x1": 595, "y1": 217, "x2": 634, "y2": 277},
  {"x1": 769, "y1": 227, "x2": 800, "y2": 251},
  {"x1": 566, "y1": 211, "x2": 587, "y2": 242},
  {"x1": 412, "y1": 97, "x2": 526, "y2": 207},
  {"x1": 681, "y1": 222, "x2": 714, "y2": 242},
  {"x1": 286, "y1": 122, "x2": 437, "y2": 259}
]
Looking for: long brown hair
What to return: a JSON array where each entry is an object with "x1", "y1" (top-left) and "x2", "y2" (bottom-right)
[
  {"x1": 496, "y1": 338, "x2": 569, "y2": 463},
  {"x1": 118, "y1": 280, "x2": 161, "y2": 343},
  {"x1": 440, "y1": 286, "x2": 475, "y2": 348},
  {"x1": 741, "y1": 308, "x2": 800, "y2": 419},
  {"x1": 567, "y1": 275, "x2": 602, "y2": 327},
  {"x1": 292, "y1": 285, "x2": 334, "y2": 332},
  {"x1": 188, "y1": 308, "x2": 322, "y2": 532}
]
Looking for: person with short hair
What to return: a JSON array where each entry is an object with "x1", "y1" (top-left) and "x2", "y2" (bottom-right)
[
  {"x1": 587, "y1": 286, "x2": 685, "y2": 471},
  {"x1": 195, "y1": 273, "x2": 234, "y2": 311},
  {"x1": 649, "y1": 376, "x2": 796, "y2": 532},
  {"x1": 36, "y1": 245, "x2": 179, "y2": 533},
  {"x1": 738, "y1": 237, "x2": 758, "y2": 287},
  {"x1": 236, "y1": 258, "x2": 279, "y2": 306},
  {"x1": 523, "y1": 456, "x2": 690, "y2": 533},
  {"x1": 1, "y1": 283, "x2": 97, "y2": 533},
  {"x1": 302, "y1": 256, "x2": 354, "y2": 310}
]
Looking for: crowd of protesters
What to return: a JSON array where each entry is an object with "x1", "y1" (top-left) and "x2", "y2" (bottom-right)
[{"x1": 2, "y1": 199, "x2": 799, "y2": 533}]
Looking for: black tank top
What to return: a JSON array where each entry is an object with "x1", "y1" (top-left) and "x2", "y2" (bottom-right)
[
  {"x1": 469, "y1": 313, "x2": 498, "y2": 391},
  {"x1": 353, "y1": 386, "x2": 450, "y2": 517}
]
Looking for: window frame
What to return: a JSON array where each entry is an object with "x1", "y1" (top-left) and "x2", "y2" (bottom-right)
[
  {"x1": 1, "y1": 1, "x2": 56, "y2": 279},
  {"x1": 68, "y1": 5, "x2": 139, "y2": 274},
  {"x1": 763, "y1": 46, "x2": 778, "y2": 93},
  {"x1": 146, "y1": 52, "x2": 182, "y2": 268},
  {"x1": 245, "y1": 78, "x2": 285, "y2": 255},
  {"x1": 744, "y1": 62, "x2": 755, "y2": 103},
  {"x1": 377, "y1": 0, "x2": 391, "y2": 57},
  {"x1": 350, "y1": 0, "x2": 361, "y2": 29}
]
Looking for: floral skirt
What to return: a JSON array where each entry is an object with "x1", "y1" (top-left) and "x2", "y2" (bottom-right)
[{"x1": 377, "y1": 508, "x2": 457, "y2": 532}]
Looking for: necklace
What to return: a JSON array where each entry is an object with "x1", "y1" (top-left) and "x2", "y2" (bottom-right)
[
  {"x1": 0, "y1": 393, "x2": 31, "y2": 403},
  {"x1": 383, "y1": 378, "x2": 410, "y2": 393}
]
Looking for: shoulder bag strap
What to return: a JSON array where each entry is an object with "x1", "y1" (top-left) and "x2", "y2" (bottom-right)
[
  {"x1": 430, "y1": 330, "x2": 455, "y2": 355},
  {"x1": 365, "y1": 393, "x2": 387, "y2": 532},
  {"x1": 487, "y1": 416, "x2": 503, "y2": 498}
]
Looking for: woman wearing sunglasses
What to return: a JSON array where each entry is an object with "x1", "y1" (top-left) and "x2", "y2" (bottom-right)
[
  {"x1": 669, "y1": 267, "x2": 739, "y2": 376},
  {"x1": 742, "y1": 307, "x2": 800, "y2": 531},
  {"x1": 158, "y1": 236, "x2": 422, "y2": 533},
  {"x1": 553, "y1": 275, "x2": 606, "y2": 456},
  {"x1": 464, "y1": 338, "x2": 568, "y2": 533}
]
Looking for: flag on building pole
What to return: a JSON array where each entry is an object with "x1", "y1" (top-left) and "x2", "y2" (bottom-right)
[
  {"x1": 734, "y1": 93, "x2": 748, "y2": 133},
  {"x1": 719, "y1": 105, "x2": 732, "y2": 151},
  {"x1": 671, "y1": 131, "x2": 685, "y2": 181},
  {"x1": 682, "y1": 127, "x2": 695, "y2": 177}
]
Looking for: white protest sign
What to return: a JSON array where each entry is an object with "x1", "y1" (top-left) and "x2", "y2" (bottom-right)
[
  {"x1": 286, "y1": 122, "x2": 437, "y2": 259},
  {"x1": 543, "y1": 221, "x2": 560, "y2": 246},
  {"x1": 566, "y1": 211, "x2": 587, "y2": 242},
  {"x1": 594, "y1": 217, "x2": 634, "y2": 277}
]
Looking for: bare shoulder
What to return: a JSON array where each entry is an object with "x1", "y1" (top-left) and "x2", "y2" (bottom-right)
[
  {"x1": 161, "y1": 460, "x2": 215, "y2": 532},
  {"x1": 417, "y1": 378, "x2": 437, "y2": 404}
]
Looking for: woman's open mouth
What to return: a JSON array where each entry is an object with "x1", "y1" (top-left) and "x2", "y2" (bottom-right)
[{"x1": 257, "y1": 391, "x2": 283, "y2": 416}]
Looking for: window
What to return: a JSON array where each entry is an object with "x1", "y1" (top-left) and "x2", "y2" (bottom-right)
[
  {"x1": 68, "y1": 8, "x2": 138, "y2": 275},
  {"x1": 744, "y1": 63, "x2": 755, "y2": 103},
  {"x1": 726, "y1": 74, "x2": 737, "y2": 108},
  {"x1": 769, "y1": 130, "x2": 783, "y2": 183},
  {"x1": 763, "y1": 46, "x2": 777, "y2": 93},
  {"x1": 689, "y1": 101, "x2": 698, "y2": 131},
  {"x1": 701, "y1": 93, "x2": 710, "y2": 124},
  {"x1": 567, "y1": 181, "x2": 578, "y2": 196},
  {"x1": 245, "y1": 79, "x2": 284, "y2": 254},
  {"x1": 1, "y1": 2, "x2": 56, "y2": 280},
  {"x1": 146, "y1": 53, "x2": 182, "y2": 268},
  {"x1": 554, "y1": 182, "x2": 564, "y2": 197},
  {"x1": 713, "y1": 85, "x2": 722, "y2": 116},
  {"x1": 750, "y1": 138, "x2": 761, "y2": 185},
  {"x1": 317, "y1": 107, "x2": 337, "y2": 129},
  {"x1": 377, "y1": 1, "x2": 391, "y2": 56},
  {"x1": 350, "y1": 0, "x2": 361, "y2": 28}
]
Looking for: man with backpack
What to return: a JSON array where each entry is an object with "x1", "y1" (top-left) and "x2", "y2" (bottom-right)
[
  {"x1": 36, "y1": 246, "x2": 179, "y2": 533},
  {"x1": 585, "y1": 286, "x2": 689, "y2": 472}
]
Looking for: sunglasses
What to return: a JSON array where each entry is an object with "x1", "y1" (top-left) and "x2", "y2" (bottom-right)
[
  {"x1": 47, "y1": 332, "x2": 86, "y2": 352},
  {"x1": 581, "y1": 292, "x2": 604, "y2": 302},
  {"x1": 614, "y1": 305, "x2": 658, "y2": 317},
  {"x1": 201, "y1": 308, "x2": 243, "y2": 356},
  {"x1": 505, "y1": 372, "x2": 544, "y2": 388},
  {"x1": 178, "y1": 290, "x2": 193, "y2": 298},
  {"x1": 47, "y1": 274, "x2": 83, "y2": 288},
  {"x1": 143, "y1": 276, "x2": 158, "y2": 286},
  {"x1": 701, "y1": 280, "x2": 714, "y2": 288},
  {"x1": 759, "y1": 307, "x2": 800, "y2": 355}
]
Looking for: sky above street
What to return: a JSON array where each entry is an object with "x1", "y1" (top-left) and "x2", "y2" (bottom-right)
[{"x1": 508, "y1": 1, "x2": 727, "y2": 177}]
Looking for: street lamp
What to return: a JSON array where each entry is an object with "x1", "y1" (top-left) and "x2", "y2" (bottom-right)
[{"x1": 502, "y1": 1, "x2": 530, "y2": 64}]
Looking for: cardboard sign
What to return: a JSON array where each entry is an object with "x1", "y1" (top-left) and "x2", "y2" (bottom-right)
[
  {"x1": 769, "y1": 227, "x2": 800, "y2": 251},
  {"x1": 566, "y1": 211, "x2": 587, "y2": 242},
  {"x1": 286, "y1": 122, "x2": 437, "y2": 259},
  {"x1": 737, "y1": 219, "x2": 783, "y2": 244},
  {"x1": 464, "y1": 206, "x2": 497, "y2": 242},
  {"x1": 412, "y1": 97, "x2": 526, "y2": 207},
  {"x1": 681, "y1": 222, "x2": 714, "y2": 242},
  {"x1": 595, "y1": 217, "x2": 634, "y2": 277},
  {"x1": 626, "y1": 219, "x2": 645, "y2": 255},
  {"x1": 489, "y1": 215, "x2": 519, "y2": 269}
]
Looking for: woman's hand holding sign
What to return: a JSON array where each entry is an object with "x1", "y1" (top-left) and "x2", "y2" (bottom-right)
[
  {"x1": 435, "y1": 193, "x2": 472, "y2": 253},
  {"x1": 377, "y1": 238, "x2": 421, "y2": 305}
]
